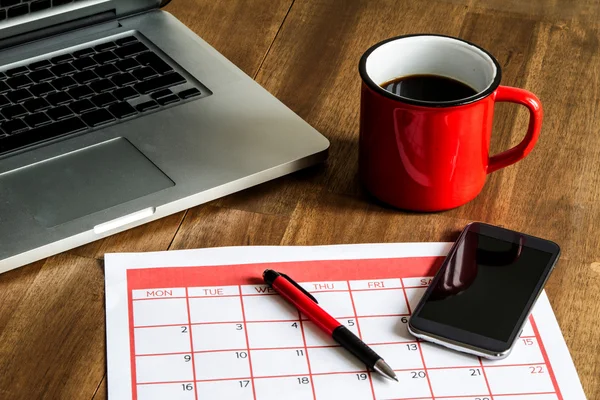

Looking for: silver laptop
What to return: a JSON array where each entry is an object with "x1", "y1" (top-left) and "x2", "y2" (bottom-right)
[{"x1": 0, "y1": 0, "x2": 329, "y2": 273}]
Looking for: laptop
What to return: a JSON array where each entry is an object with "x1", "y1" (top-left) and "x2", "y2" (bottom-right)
[{"x1": 0, "y1": 0, "x2": 329, "y2": 273}]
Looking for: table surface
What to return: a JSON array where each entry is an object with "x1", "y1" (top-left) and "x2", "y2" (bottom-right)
[{"x1": 1, "y1": 0, "x2": 599, "y2": 398}]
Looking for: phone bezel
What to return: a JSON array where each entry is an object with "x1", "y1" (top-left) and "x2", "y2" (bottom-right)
[{"x1": 408, "y1": 222, "x2": 561, "y2": 358}]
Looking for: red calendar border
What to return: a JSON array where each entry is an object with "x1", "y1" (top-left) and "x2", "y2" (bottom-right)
[{"x1": 126, "y1": 256, "x2": 563, "y2": 399}]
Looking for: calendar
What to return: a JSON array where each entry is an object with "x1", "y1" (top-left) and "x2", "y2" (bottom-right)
[{"x1": 105, "y1": 243, "x2": 586, "y2": 399}]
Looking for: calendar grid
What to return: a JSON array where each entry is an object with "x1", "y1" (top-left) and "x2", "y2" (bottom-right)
[
  {"x1": 530, "y1": 316, "x2": 563, "y2": 400},
  {"x1": 297, "y1": 311, "x2": 318, "y2": 400},
  {"x1": 401, "y1": 280, "x2": 435, "y2": 399},
  {"x1": 347, "y1": 280, "x2": 377, "y2": 400},
  {"x1": 127, "y1": 258, "x2": 565, "y2": 400},
  {"x1": 478, "y1": 356, "x2": 494, "y2": 400},
  {"x1": 238, "y1": 285, "x2": 258, "y2": 400},
  {"x1": 184, "y1": 288, "x2": 199, "y2": 400}
]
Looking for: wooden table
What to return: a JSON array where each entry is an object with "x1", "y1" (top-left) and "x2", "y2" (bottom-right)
[{"x1": 1, "y1": 0, "x2": 599, "y2": 398}]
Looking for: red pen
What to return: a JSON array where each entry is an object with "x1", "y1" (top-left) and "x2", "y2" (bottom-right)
[{"x1": 263, "y1": 269, "x2": 398, "y2": 381}]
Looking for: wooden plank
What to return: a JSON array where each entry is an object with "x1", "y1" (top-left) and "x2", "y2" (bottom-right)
[
  {"x1": 169, "y1": 205, "x2": 290, "y2": 249},
  {"x1": 0, "y1": 261, "x2": 44, "y2": 336},
  {"x1": 545, "y1": 258, "x2": 600, "y2": 399},
  {"x1": 0, "y1": 254, "x2": 106, "y2": 400},
  {"x1": 92, "y1": 376, "x2": 107, "y2": 400},
  {"x1": 281, "y1": 191, "x2": 472, "y2": 245}
]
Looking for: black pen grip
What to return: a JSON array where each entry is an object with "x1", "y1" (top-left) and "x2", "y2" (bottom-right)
[{"x1": 332, "y1": 325, "x2": 380, "y2": 369}]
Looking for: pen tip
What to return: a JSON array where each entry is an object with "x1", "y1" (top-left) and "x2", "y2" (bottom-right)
[{"x1": 374, "y1": 359, "x2": 397, "y2": 382}]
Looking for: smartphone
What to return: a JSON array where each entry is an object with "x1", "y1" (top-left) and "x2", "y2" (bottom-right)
[{"x1": 408, "y1": 222, "x2": 560, "y2": 359}]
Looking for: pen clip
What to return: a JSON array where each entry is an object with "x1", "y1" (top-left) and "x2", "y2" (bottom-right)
[{"x1": 280, "y1": 273, "x2": 319, "y2": 304}]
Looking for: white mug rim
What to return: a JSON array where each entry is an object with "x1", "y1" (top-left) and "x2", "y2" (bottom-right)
[{"x1": 358, "y1": 34, "x2": 502, "y2": 107}]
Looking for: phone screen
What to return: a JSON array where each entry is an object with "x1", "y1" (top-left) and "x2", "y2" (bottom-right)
[{"x1": 417, "y1": 231, "x2": 553, "y2": 342}]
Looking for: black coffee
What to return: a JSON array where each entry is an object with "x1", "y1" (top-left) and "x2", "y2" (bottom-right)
[{"x1": 381, "y1": 74, "x2": 477, "y2": 102}]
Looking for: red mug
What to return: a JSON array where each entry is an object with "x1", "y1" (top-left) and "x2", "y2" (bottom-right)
[{"x1": 358, "y1": 34, "x2": 543, "y2": 211}]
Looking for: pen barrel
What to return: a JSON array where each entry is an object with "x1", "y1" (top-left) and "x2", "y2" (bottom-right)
[{"x1": 332, "y1": 326, "x2": 381, "y2": 369}]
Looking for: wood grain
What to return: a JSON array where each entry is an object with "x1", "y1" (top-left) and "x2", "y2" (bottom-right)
[
  {"x1": 0, "y1": 0, "x2": 599, "y2": 398},
  {"x1": 0, "y1": 254, "x2": 105, "y2": 399}
]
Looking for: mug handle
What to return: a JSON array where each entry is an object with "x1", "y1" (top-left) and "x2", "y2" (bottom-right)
[{"x1": 487, "y1": 86, "x2": 543, "y2": 174}]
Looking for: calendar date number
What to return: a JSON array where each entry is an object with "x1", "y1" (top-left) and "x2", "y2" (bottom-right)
[{"x1": 411, "y1": 371, "x2": 426, "y2": 379}]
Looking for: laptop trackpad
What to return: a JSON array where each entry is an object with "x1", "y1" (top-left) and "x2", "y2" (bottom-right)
[{"x1": 2, "y1": 138, "x2": 174, "y2": 227}]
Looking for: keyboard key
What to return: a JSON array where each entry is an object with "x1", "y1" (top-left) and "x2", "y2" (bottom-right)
[
  {"x1": 28, "y1": 60, "x2": 52, "y2": 71},
  {"x1": 150, "y1": 89, "x2": 173, "y2": 100},
  {"x1": 29, "y1": 69, "x2": 55, "y2": 83},
  {"x1": 7, "y1": 88, "x2": 33, "y2": 103},
  {"x1": 91, "y1": 92, "x2": 117, "y2": 108},
  {"x1": 108, "y1": 102, "x2": 137, "y2": 119},
  {"x1": 30, "y1": 82, "x2": 55, "y2": 97},
  {"x1": 136, "y1": 100, "x2": 159, "y2": 112},
  {"x1": 50, "y1": 63, "x2": 76, "y2": 77},
  {"x1": 132, "y1": 66, "x2": 157, "y2": 81},
  {"x1": 52, "y1": 76, "x2": 77, "y2": 90},
  {"x1": 0, "y1": 10, "x2": 5, "y2": 21},
  {"x1": 6, "y1": 66, "x2": 29, "y2": 77},
  {"x1": 96, "y1": 64, "x2": 120, "y2": 78},
  {"x1": 93, "y1": 51, "x2": 118, "y2": 65},
  {"x1": 114, "y1": 42, "x2": 148, "y2": 59},
  {"x1": 115, "y1": 58, "x2": 140, "y2": 72},
  {"x1": 115, "y1": 36, "x2": 138, "y2": 47},
  {"x1": 2, "y1": 104, "x2": 27, "y2": 119},
  {"x1": 24, "y1": 112, "x2": 52, "y2": 128},
  {"x1": 73, "y1": 48, "x2": 95, "y2": 58},
  {"x1": 72, "y1": 57, "x2": 97, "y2": 71},
  {"x1": 81, "y1": 109, "x2": 114, "y2": 127},
  {"x1": 67, "y1": 85, "x2": 94, "y2": 100},
  {"x1": 0, "y1": 95, "x2": 9, "y2": 107},
  {"x1": 70, "y1": 99, "x2": 95, "y2": 114},
  {"x1": 46, "y1": 91, "x2": 72, "y2": 106},
  {"x1": 113, "y1": 86, "x2": 139, "y2": 101},
  {"x1": 0, "y1": 71, "x2": 5, "y2": 79},
  {"x1": 0, "y1": 117, "x2": 87, "y2": 154},
  {"x1": 0, "y1": 81, "x2": 9, "y2": 94},
  {"x1": 30, "y1": 0, "x2": 52, "y2": 12},
  {"x1": 7, "y1": 75, "x2": 33, "y2": 89},
  {"x1": 73, "y1": 70, "x2": 99, "y2": 84},
  {"x1": 111, "y1": 72, "x2": 136, "y2": 87},
  {"x1": 134, "y1": 72, "x2": 186, "y2": 95},
  {"x1": 94, "y1": 42, "x2": 116, "y2": 52},
  {"x1": 157, "y1": 94, "x2": 180, "y2": 106},
  {"x1": 136, "y1": 52, "x2": 173, "y2": 74},
  {"x1": 1, "y1": 119, "x2": 28, "y2": 135},
  {"x1": 47, "y1": 105, "x2": 74, "y2": 121},
  {"x1": 178, "y1": 88, "x2": 201, "y2": 99},
  {"x1": 90, "y1": 79, "x2": 116, "y2": 93},
  {"x1": 51, "y1": 54, "x2": 74, "y2": 64},
  {"x1": 24, "y1": 98, "x2": 51, "y2": 113},
  {"x1": 7, "y1": 4, "x2": 29, "y2": 18}
]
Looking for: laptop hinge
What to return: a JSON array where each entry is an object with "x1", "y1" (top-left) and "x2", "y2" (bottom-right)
[{"x1": 0, "y1": 10, "x2": 117, "y2": 51}]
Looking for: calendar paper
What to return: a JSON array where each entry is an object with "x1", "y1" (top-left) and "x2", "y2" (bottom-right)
[{"x1": 105, "y1": 243, "x2": 586, "y2": 400}]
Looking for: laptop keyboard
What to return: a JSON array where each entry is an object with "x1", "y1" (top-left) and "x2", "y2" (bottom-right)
[
  {"x1": 0, "y1": 36, "x2": 203, "y2": 154},
  {"x1": 0, "y1": 0, "x2": 80, "y2": 20}
]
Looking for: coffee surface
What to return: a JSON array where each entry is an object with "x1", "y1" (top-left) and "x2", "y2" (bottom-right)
[{"x1": 381, "y1": 74, "x2": 477, "y2": 102}]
